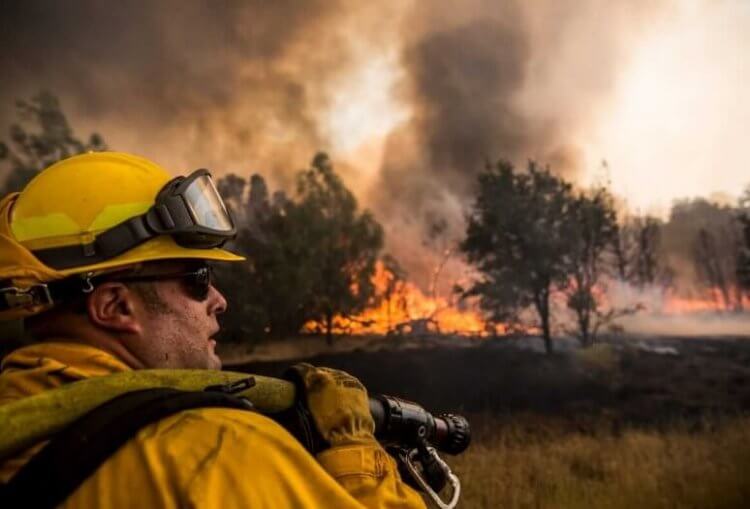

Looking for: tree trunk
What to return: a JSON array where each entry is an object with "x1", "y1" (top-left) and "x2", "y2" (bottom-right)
[
  {"x1": 580, "y1": 315, "x2": 590, "y2": 347},
  {"x1": 325, "y1": 311, "x2": 333, "y2": 346},
  {"x1": 613, "y1": 233, "x2": 628, "y2": 281},
  {"x1": 535, "y1": 289, "x2": 553, "y2": 354},
  {"x1": 577, "y1": 301, "x2": 592, "y2": 347},
  {"x1": 541, "y1": 310, "x2": 552, "y2": 354}
]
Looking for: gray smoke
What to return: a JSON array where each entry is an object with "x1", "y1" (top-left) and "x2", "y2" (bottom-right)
[
  {"x1": 372, "y1": 0, "x2": 664, "y2": 288},
  {"x1": 1, "y1": 0, "x2": 667, "y2": 290},
  {"x1": 0, "y1": 0, "x2": 367, "y2": 185}
]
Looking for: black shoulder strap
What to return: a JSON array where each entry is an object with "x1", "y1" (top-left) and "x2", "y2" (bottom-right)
[{"x1": 1, "y1": 388, "x2": 254, "y2": 508}]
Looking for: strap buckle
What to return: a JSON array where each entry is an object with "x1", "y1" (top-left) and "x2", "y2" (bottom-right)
[{"x1": 0, "y1": 284, "x2": 54, "y2": 310}]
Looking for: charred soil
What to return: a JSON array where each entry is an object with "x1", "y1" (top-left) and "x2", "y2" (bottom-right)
[{"x1": 234, "y1": 335, "x2": 750, "y2": 427}]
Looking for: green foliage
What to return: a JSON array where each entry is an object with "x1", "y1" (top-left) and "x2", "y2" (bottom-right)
[
  {"x1": 216, "y1": 172, "x2": 316, "y2": 340},
  {"x1": 0, "y1": 92, "x2": 106, "y2": 194},
  {"x1": 215, "y1": 153, "x2": 383, "y2": 344},
  {"x1": 460, "y1": 160, "x2": 575, "y2": 353},
  {"x1": 461, "y1": 161, "x2": 624, "y2": 349}
]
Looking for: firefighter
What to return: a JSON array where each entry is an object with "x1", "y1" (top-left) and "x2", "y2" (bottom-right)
[{"x1": 0, "y1": 152, "x2": 426, "y2": 508}]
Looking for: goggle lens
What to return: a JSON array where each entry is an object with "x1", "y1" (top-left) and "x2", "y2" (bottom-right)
[{"x1": 183, "y1": 175, "x2": 234, "y2": 233}]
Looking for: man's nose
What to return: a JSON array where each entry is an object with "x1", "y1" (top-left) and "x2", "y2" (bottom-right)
[{"x1": 207, "y1": 284, "x2": 228, "y2": 315}]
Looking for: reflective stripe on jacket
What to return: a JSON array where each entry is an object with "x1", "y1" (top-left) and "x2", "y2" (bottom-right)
[{"x1": 0, "y1": 342, "x2": 426, "y2": 508}]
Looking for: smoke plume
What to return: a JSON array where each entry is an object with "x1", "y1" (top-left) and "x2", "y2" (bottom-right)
[
  {"x1": 372, "y1": 0, "x2": 663, "y2": 288},
  {"x1": 1, "y1": 0, "x2": 671, "y2": 290},
  {"x1": 0, "y1": 0, "x2": 398, "y2": 187}
]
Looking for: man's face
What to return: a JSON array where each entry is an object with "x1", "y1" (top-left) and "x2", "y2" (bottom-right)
[{"x1": 129, "y1": 262, "x2": 227, "y2": 370}]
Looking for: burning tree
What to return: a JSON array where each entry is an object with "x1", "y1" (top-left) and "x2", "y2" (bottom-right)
[
  {"x1": 380, "y1": 254, "x2": 408, "y2": 334},
  {"x1": 299, "y1": 153, "x2": 384, "y2": 344},
  {"x1": 663, "y1": 199, "x2": 745, "y2": 311},
  {"x1": 461, "y1": 160, "x2": 574, "y2": 354},
  {"x1": 0, "y1": 92, "x2": 106, "y2": 195},
  {"x1": 215, "y1": 154, "x2": 383, "y2": 344}
]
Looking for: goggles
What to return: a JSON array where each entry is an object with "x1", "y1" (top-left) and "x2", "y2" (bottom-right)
[{"x1": 32, "y1": 170, "x2": 236, "y2": 270}]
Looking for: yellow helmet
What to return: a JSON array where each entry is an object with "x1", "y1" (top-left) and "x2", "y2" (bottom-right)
[{"x1": 0, "y1": 151, "x2": 244, "y2": 320}]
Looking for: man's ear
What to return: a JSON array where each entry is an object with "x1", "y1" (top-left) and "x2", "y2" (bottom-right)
[{"x1": 86, "y1": 282, "x2": 143, "y2": 335}]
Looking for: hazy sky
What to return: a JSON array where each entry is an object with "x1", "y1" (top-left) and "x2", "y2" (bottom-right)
[
  {"x1": 580, "y1": 0, "x2": 750, "y2": 214},
  {"x1": 1, "y1": 0, "x2": 748, "y2": 219}
]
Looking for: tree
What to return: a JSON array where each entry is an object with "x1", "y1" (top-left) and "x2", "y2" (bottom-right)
[
  {"x1": 738, "y1": 218, "x2": 750, "y2": 298},
  {"x1": 611, "y1": 220, "x2": 631, "y2": 282},
  {"x1": 214, "y1": 172, "x2": 320, "y2": 341},
  {"x1": 736, "y1": 184, "x2": 750, "y2": 300},
  {"x1": 663, "y1": 199, "x2": 744, "y2": 310},
  {"x1": 461, "y1": 160, "x2": 575, "y2": 354},
  {"x1": 632, "y1": 216, "x2": 662, "y2": 286},
  {"x1": 612, "y1": 215, "x2": 663, "y2": 286},
  {"x1": 1, "y1": 92, "x2": 106, "y2": 194},
  {"x1": 565, "y1": 188, "x2": 619, "y2": 347},
  {"x1": 216, "y1": 173, "x2": 247, "y2": 222},
  {"x1": 298, "y1": 153, "x2": 383, "y2": 344},
  {"x1": 214, "y1": 154, "x2": 383, "y2": 344}
]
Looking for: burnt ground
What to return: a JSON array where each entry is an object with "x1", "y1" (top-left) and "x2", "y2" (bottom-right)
[{"x1": 234, "y1": 335, "x2": 750, "y2": 427}]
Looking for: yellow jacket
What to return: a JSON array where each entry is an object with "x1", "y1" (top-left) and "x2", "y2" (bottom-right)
[{"x1": 0, "y1": 342, "x2": 427, "y2": 508}]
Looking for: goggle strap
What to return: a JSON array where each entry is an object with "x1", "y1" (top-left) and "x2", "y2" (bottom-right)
[{"x1": 32, "y1": 216, "x2": 153, "y2": 270}]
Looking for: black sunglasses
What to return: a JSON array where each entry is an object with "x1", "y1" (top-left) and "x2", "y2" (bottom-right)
[{"x1": 111, "y1": 266, "x2": 212, "y2": 301}]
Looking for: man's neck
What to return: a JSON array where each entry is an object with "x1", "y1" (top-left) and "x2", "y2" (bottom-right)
[
  {"x1": 33, "y1": 328, "x2": 148, "y2": 370},
  {"x1": 60, "y1": 334, "x2": 148, "y2": 370}
]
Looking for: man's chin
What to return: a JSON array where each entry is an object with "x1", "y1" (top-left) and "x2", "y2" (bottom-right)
[
  {"x1": 208, "y1": 354, "x2": 222, "y2": 370},
  {"x1": 207, "y1": 347, "x2": 222, "y2": 370}
]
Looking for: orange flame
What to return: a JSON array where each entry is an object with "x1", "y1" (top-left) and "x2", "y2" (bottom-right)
[
  {"x1": 661, "y1": 288, "x2": 750, "y2": 314},
  {"x1": 304, "y1": 265, "x2": 750, "y2": 337},
  {"x1": 304, "y1": 262, "x2": 496, "y2": 336}
]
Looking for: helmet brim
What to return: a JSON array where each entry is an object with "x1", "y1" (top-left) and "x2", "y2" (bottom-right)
[{"x1": 58, "y1": 236, "x2": 245, "y2": 277}]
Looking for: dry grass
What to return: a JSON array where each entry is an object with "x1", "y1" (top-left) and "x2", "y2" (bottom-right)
[
  {"x1": 574, "y1": 343, "x2": 620, "y2": 374},
  {"x1": 448, "y1": 414, "x2": 750, "y2": 509}
]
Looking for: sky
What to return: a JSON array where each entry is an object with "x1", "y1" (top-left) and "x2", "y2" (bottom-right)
[{"x1": 579, "y1": 0, "x2": 750, "y2": 214}]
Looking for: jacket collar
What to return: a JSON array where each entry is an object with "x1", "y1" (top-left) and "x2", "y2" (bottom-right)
[{"x1": 0, "y1": 342, "x2": 131, "y2": 405}]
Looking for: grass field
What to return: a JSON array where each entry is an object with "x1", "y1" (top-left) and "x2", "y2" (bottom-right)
[
  {"x1": 449, "y1": 414, "x2": 750, "y2": 509},
  {"x1": 238, "y1": 335, "x2": 750, "y2": 508}
]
